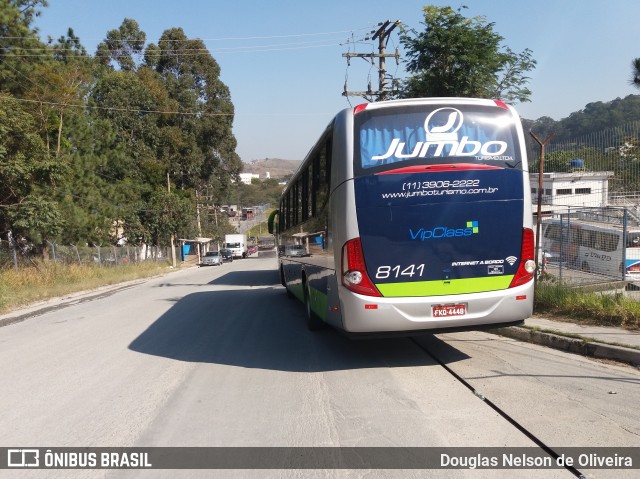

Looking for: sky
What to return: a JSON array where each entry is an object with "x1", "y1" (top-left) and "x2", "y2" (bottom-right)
[{"x1": 32, "y1": 0, "x2": 640, "y2": 163}]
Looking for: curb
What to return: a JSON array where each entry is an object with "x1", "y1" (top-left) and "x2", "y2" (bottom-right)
[{"x1": 492, "y1": 326, "x2": 640, "y2": 367}]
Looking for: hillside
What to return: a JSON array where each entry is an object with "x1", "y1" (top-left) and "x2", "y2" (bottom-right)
[
  {"x1": 523, "y1": 94, "x2": 640, "y2": 141},
  {"x1": 242, "y1": 158, "x2": 301, "y2": 179}
]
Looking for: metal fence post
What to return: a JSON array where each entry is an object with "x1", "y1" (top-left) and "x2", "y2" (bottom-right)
[
  {"x1": 8, "y1": 230, "x2": 18, "y2": 271},
  {"x1": 48, "y1": 241, "x2": 57, "y2": 262},
  {"x1": 559, "y1": 213, "x2": 564, "y2": 283},
  {"x1": 623, "y1": 208, "x2": 628, "y2": 282}
]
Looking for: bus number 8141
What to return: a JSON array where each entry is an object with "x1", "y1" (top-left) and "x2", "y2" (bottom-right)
[{"x1": 375, "y1": 264, "x2": 426, "y2": 279}]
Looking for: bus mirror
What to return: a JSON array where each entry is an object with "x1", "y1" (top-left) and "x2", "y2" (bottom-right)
[{"x1": 267, "y1": 210, "x2": 278, "y2": 235}]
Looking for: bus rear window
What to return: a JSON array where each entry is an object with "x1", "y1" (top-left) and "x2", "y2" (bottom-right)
[{"x1": 354, "y1": 104, "x2": 521, "y2": 174}]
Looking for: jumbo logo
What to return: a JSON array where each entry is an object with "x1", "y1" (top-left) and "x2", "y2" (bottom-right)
[
  {"x1": 371, "y1": 108, "x2": 508, "y2": 160},
  {"x1": 410, "y1": 221, "x2": 479, "y2": 240}
]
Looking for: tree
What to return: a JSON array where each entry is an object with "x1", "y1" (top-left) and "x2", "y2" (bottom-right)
[
  {"x1": 0, "y1": 0, "x2": 49, "y2": 96},
  {"x1": 26, "y1": 58, "x2": 92, "y2": 156},
  {"x1": 142, "y1": 189, "x2": 195, "y2": 246},
  {"x1": 148, "y1": 27, "x2": 242, "y2": 189},
  {"x1": 0, "y1": 95, "x2": 65, "y2": 257},
  {"x1": 96, "y1": 18, "x2": 146, "y2": 71},
  {"x1": 9, "y1": 195, "x2": 64, "y2": 257},
  {"x1": 631, "y1": 58, "x2": 640, "y2": 90},
  {"x1": 400, "y1": 6, "x2": 536, "y2": 103}
]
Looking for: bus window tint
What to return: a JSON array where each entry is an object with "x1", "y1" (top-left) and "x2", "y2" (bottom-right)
[{"x1": 355, "y1": 104, "x2": 520, "y2": 173}]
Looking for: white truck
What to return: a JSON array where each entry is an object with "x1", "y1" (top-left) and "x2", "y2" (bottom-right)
[{"x1": 224, "y1": 234, "x2": 247, "y2": 259}]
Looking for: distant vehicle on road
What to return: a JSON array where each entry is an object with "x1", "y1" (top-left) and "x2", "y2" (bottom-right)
[
  {"x1": 200, "y1": 251, "x2": 222, "y2": 266},
  {"x1": 258, "y1": 235, "x2": 276, "y2": 250},
  {"x1": 224, "y1": 234, "x2": 247, "y2": 258},
  {"x1": 284, "y1": 244, "x2": 307, "y2": 257},
  {"x1": 219, "y1": 249, "x2": 234, "y2": 262}
]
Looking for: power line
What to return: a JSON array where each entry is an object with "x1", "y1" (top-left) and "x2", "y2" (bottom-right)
[
  {"x1": 342, "y1": 20, "x2": 401, "y2": 102},
  {"x1": 3, "y1": 37, "x2": 344, "y2": 54},
  {"x1": 0, "y1": 42, "x2": 347, "y2": 58},
  {"x1": 0, "y1": 26, "x2": 373, "y2": 59},
  {"x1": 0, "y1": 27, "x2": 371, "y2": 43},
  {"x1": 0, "y1": 95, "x2": 333, "y2": 118}
]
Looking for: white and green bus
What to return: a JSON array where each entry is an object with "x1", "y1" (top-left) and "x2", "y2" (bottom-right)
[{"x1": 270, "y1": 98, "x2": 535, "y2": 335}]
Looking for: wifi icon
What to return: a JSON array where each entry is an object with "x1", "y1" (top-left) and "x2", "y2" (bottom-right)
[{"x1": 505, "y1": 256, "x2": 518, "y2": 266}]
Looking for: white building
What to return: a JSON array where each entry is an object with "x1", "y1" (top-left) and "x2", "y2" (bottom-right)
[
  {"x1": 239, "y1": 173, "x2": 260, "y2": 185},
  {"x1": 530, "y1": 171, "x2": 614, "y2": 213}
]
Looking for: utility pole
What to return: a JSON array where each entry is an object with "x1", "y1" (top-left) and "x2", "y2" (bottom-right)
[
  {"x1": 167, "y1": 172, "x2": 177, "y2": 268},
  {"x1": 530, "y1": 130, "x2": 555, "y2": 288},
  {"x1": 342, "y1": 20, "x2": 400, "y2": 102}
]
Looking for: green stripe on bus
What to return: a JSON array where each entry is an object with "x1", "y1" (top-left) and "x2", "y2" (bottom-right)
[
  {"x1": 376, "y1": 276, "x2": 514, "y2": 297},
  {"x1": 308, "y1": 285, "x2": 328, "y2": 320},
  {"x1": 289, "y1": 283, "x2": 304, "y2": 302},
  {"x1": 289, "y1": 283, "x2": 328, "y2": 320}
]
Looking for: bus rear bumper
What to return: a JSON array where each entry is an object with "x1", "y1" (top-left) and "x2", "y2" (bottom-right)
[{"x1": 338, "y1": 281, "x2": 534, "y2": 334}]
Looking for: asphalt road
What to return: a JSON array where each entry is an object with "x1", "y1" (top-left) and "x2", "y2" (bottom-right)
[{"x1": 1, "y1": 252, "x2": 639, "y2": 479}]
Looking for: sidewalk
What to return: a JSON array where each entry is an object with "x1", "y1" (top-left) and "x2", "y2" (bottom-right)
[{"x1": 493, "y1": 316, "x2": 640, "y2": 367}]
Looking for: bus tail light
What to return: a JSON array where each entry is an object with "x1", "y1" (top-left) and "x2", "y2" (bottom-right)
[
  {"x1": 354, "y1": 103, "x2": 368, "y2": 115},
  {"x1": 342, "y1": 238, "x2": 381, "y2": 297},
  {"x1": 510, "y1": 228, "x2": 536, "y2": 288}
]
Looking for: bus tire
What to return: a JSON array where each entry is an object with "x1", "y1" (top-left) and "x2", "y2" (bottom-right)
[
  {"x1": 581, "y1": 261, "x2": 590, "y2": 272},
  {"x1": 304, "y1": 282, "x2": 325, "y2": 331}
]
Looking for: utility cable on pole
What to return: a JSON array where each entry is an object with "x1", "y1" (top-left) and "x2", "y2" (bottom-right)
[{"x1": 342, "y1": 20, "x2": 400, "y2": 102}]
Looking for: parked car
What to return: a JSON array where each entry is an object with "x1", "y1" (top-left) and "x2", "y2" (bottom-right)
[
  {"x1": 201, "y1": 251, "x2": 222, "y2": 266},
  {"x1": 219, "y1": 249, "x2": 234, "y2": 262},
  {"x1": 285, "y1": 244, "x2": 307, "y2": 257}
]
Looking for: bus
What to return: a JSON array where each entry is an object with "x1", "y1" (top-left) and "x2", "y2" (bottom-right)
[
  {"x1": 270, "y1": 98, "x2": 535, "y2": 335},
  {"x1": 539, "y1": 210, "x2": 640, "y2": 280}
]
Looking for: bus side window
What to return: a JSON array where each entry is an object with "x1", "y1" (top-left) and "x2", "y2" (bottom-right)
[
  {"x1": 544, "y1": 224, "x2": 559, "y2": 240},
  {"x1": 593, "y1": 232, "x2": 603, "y2": 251},
  {"x1": 602, "y1": 232, "x2": 618, "y2": 252},
  {"x1": 581, "y1": 229, "x2": 594, "y2": 248}
]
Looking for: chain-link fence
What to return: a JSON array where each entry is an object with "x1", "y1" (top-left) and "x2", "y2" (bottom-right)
[
  {"x1": 536, "y1": 207, "x2": 640, "y2": 287},
  {"x1": 0, "y1": 242, "x2": 175, "y2": 270},
  {"x1": 528, "y1": 120, "x2": 640, "y2": 292}
]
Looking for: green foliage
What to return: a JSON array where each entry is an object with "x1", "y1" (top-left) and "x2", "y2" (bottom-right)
[
  {"x1": 0, "y1": 95, "x2": 64, "y2": 241},
  {"x1": 141, "y1": 189, "x2": 196, "y2": 246},
  {"x1": 525, "y1": 95, "x2": 640, "y2": 187},
  {"x1": 0, "y1": 0, "x2": 49, "y2": 96},
  {"x1": 8, "y1": 195, "x2": 64, "y2": 247},
  {"x1": 630, "y1": 58, "x2": 640, "y2": 90},
  {"x1": 524, "y1": 95, "x2": 640, "y2": 142},
  {"x1": 199, "y1": 209, "x2": 235, "y2": 244},
  {"x1": 96, "y1": 18, "x2": 146, "y2": 71},
  {"x1": 0, "y1": 9, "x2": 242, "y2": 257},
  {"x1": 535, "y1": 282, "x2": 640, "y2": 329},
  {"x1": 399, "y1": 5, "x2": 535, "y2": 103}
]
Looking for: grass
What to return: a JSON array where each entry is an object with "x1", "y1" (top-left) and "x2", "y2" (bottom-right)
[
  {"x1": 0, "y1": 261, "x2": 171, "y2": 315},
  {"x1": 534, "y1": 281, "x2": 640, "y2": 329}
]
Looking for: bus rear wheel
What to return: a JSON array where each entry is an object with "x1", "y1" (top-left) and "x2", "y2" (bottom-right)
[{"x1": 304, "y1": 282, "x2": 325, "y2": 331}]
